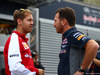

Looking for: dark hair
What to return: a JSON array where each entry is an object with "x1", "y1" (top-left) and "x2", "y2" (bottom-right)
[
  {"x1": 56, "y1": 7, "x2": 76, "y2": 26},
  {"x1": 31, "y1": 51, "x2": 37, "y2": 57}
]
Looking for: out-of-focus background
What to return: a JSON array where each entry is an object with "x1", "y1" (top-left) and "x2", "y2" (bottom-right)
[{"x1": 0, "y1": 0, "x2": 100, "y2": 75}]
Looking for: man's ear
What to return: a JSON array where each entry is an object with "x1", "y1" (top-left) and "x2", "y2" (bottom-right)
[
  {"x1": 63, "y1": 18, "x2": 69, "y2": 25},
  {"x1": 17, "y1": 18, "x2": 22, "y2": 26},
  {"x1": 61, "y1": 18, "x2": 67, "y2": 26}
]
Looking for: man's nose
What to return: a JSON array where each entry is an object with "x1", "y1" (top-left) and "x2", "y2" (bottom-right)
[
  {"x1": 31, "y1": 21, "x2": 34, "y2": 25},
  {"x1": 53, "y1": 23, "x2": 55, "y2": 27}
]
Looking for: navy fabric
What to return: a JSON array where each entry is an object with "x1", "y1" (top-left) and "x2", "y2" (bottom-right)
[
  {"x1": 87, "y1": 52, "x2": 100, "y2": 74},
  {"x1": 58, "y1": 27, "x2": 90, "y2": 75}
]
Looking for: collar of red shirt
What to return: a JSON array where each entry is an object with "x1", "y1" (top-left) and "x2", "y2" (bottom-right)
[{"x1": 12, "y1": 31, "x2": 29, "y2": 42}]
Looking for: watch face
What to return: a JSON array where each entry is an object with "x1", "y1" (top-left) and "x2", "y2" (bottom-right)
[{"x1": 78, "y1": 67, "x2": 85, "y2": 72}]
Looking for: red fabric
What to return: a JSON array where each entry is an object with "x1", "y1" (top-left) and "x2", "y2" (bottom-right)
[{"x1": 4, "y1": 31, "x2": 39, "y2": 75}]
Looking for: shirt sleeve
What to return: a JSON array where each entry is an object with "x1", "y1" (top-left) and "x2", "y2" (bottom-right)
[
  {"x1": 8, "y1": 33, "x2": 38, "y2": 75},
  {"x1": 70, "y1": 31, "x2": 90, "y2": 49}
]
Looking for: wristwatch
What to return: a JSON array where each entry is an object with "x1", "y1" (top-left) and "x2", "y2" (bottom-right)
[{"x1": 78, "y1": 66, "x2": 85, "y2": 72}]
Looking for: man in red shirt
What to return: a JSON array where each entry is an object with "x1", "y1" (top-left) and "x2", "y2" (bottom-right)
[{"x1": 4, "y1": 8, "x2": 45, "y2": 75}]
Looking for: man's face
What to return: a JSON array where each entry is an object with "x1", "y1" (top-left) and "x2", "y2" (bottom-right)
[
  {"x1": 21, "y1": 14, "x2": 33, "y2": 34},
  {"x1": 53, "y1": 13, "x2": 63, "y2": 33},
  {"x1": 35, "y1": 53, "x2": 38, "y2": 60}
]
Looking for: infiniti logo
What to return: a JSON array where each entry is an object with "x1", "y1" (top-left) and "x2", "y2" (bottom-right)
[{"x1": 83, "y1": 7, "x2": 90, "y2": 13}]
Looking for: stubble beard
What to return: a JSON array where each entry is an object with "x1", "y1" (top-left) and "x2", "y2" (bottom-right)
[{"x1": 56, "y1": 26, "x2": 63, "y2": 34}]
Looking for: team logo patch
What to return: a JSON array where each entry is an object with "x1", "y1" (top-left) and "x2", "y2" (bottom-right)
[
  {"x1": 25, "y1": 53, "x2": 32, "y2": 58},
  {"x1": 77, "y1": 35, "x2": 85, "y2": 40},
  {"x1": 62, "y1": 38, "x2": 68, "y2": 44},
  {"x1": 22, "y1": 42, "x2": 29, "y2": 49},
  {"x1": 60, "y1": 50, "x2": 66, "y2": 53}
]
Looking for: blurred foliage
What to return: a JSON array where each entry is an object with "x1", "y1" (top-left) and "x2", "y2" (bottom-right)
[{"x1": 71, "y1": 0, "x2": 100, "y2": 6}]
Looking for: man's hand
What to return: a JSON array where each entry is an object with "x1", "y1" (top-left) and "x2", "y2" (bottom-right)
[
  {"x1": 74, "y1": 71, "x2": 84, "y2": 75},
  {"x1": 38, "y1": 69, "x2": 45, "y2": 75}
]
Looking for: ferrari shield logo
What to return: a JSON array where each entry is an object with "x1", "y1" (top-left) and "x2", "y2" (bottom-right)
[{"x1": 22, "y1": 42, "x2": 29, "y2": 49}]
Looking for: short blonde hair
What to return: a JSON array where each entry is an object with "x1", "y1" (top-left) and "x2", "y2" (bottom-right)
[{"x1": 13, "y1": 8, "x2": 32, "y2": 26}]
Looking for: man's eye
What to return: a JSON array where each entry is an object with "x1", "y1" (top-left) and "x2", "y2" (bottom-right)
[
  {"x1": 28, "y1": 19, "x2": 31, "y2": 21},
  {"x1": 27, "y1": 19, "x2": 31, "y2": 22}
]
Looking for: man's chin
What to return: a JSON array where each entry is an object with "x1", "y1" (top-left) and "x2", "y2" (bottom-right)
[
  {"x1": 30, "y1": 29, "x2": 32, "y2": 32},
  {"x1": 27, "y1": 30, "x2": 32, "y2": 33}
]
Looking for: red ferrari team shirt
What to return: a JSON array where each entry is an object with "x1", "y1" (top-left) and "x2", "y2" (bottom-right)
[{"x1": 4, "y1": 31, "x2": 39, "y2": 75}]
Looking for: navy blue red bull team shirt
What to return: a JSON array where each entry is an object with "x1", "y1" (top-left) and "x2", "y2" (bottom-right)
[{"x1": 58, "y1": 27, "x2": 90, "y2": 75}]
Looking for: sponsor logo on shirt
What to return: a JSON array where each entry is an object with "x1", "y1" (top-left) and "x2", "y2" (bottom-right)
[
  {"x1": 73, "y1": 32, "x2": 85, "y2": 41},
  {"x1": 77, "y1": 35, "x2": 85, "y2": 40},
  {"x1": 22, "y1": 42, "x2": 29, "y2": 49},
  {"x1": 10, "y1": 54, "x2": 19, "y2": 57},
  {"x1": 60, "y1": 50, "x2": 66, "y2": 53},
  {"x1": 62, "y1": 38, "x2": 68, "y2": 44},
  {"x1": 25, "y1": 53, "x2": 32, "y2": 58},
  {"x1": 62, "y1": 45, "x2": 67, "y2": 48},
  {"x1": 73, "y1": 32, "x2": 81, "y2": 38},
  {"x1": 81, "y1": 36, "x2": 88, "y2": 42}
]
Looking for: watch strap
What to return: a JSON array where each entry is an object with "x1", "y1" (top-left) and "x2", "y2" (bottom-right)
[{"x1": 78, "y1": 66, "x2": 85, "y2": 72}]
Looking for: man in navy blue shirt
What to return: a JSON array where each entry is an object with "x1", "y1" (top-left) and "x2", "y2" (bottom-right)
[{"x1": 53, "y1": 7, "x2": 99, "y2": 75}]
